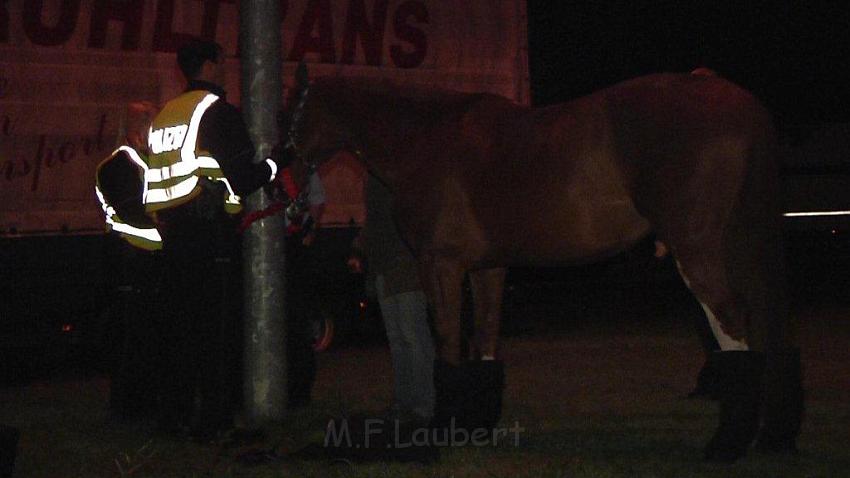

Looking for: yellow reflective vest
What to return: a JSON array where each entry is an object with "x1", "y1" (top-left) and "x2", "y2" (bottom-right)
[
  {"x1": 95, "y1": 146, "x2": 163, "y2": 251},
  {"x1": 144, "y1": 91, "x2": 242, "y2": 214}
]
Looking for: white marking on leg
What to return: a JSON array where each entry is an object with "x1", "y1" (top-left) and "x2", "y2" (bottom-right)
[{"x1": 676, "y1": 260, "x2": 749, "y2": 351}]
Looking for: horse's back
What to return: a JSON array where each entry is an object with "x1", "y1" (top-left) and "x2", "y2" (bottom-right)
[
  {"x1": 453, "y1": 73, "x2": 777, "y2": 266},
  {"x1": 605, "y1": 73, "x2": 773, "y2": 158}
]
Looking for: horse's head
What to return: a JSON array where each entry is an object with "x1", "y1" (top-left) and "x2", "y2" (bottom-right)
[{"x1": 281, "y1": 63, "x2": 360, "y2": 186}]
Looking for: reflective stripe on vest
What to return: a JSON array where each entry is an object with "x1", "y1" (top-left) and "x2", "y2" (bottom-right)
[
  {"x1": 94, "y1": 147, "x2": 162, "y2": 251},
  {"x1": 145, "y1": 92, "x2": 242, "y2": 213}
]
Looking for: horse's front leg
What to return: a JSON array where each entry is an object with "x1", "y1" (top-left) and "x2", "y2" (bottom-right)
[
  {"x1": 420, "y1": 256, "x2": 505, "y2": 429},
  {"x1": 469, "y1": 267, "x2": 507, "y2": 360}
]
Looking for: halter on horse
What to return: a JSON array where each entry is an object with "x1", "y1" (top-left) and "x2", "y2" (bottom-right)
[{"x1": 283, "y1": 67, "x2": 803, "y2": 462}]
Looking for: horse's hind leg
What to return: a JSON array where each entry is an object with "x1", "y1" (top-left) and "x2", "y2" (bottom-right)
[
  {"x1": 675, "y1": 260, "x2": 749, "y2": 352},
  {"x1": 469, "y1": 267, "x2": 507, "y2": 360},
  {"x1": 728, "y1": 222, "x2": 803, "y2": 456},
  {"x1": 673, "y1": 247, "x2": 765, "y2": 462},
  {"x1": 459, "y1": 267, "x2": 508, "y2": 428}
]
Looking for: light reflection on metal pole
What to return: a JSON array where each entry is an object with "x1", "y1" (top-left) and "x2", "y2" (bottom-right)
[{"x1": 240, "y1": 0, "x2": 286, "y2": 423}]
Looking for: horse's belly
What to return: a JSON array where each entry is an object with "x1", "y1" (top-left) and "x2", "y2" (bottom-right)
[{"x1": 510, "y1": 197, "x2": 651, "y2": 265}]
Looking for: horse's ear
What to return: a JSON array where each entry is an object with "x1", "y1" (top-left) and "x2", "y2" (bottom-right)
[{"x1": 295, "y1": 61, "x2": 309, "y2": 90}]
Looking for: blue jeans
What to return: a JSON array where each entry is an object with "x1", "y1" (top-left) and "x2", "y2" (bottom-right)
[{"x1": 376, "y1": 275, "x2": 435, "y2": 419}]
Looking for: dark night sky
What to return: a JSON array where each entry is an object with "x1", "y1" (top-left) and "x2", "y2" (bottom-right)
[{"x1": 527, "y1": 1, "x2": 850, "y2": 127}]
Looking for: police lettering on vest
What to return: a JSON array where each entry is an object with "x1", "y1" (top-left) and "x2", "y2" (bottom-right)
[
  {"x1": 144, "y1": 92, "x2": 242, "y2": 214},
  {"x1": 148, "y1": 125, "x2": 189, "y2": 154}
]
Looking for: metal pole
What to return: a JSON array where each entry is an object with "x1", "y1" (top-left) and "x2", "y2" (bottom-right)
[{"x1": 240, "y1": 0, "x2": 286, "y2": 423}]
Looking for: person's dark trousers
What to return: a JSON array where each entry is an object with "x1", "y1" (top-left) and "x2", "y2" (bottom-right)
[
  {"x1": 109, "y1": 246, "x2": 164, "y2": 420},
  {"x1": 285, "y1": 239, "x2": 317, "y2": 408},
  {"x1": 0, "y1": 425, "x2": 19, "y2": 478},
  {"x1": 156, "y1": 209, "x2": 240, "y2": 437}
]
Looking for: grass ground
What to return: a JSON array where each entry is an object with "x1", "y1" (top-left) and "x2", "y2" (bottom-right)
[{"x1": 2, "y1": 296, "x2": 849, "y2": 478}]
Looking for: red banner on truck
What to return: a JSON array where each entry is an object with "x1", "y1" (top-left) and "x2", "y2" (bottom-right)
[{"x1": 0, "y1": 0, "x2": 529, "y2": 234}]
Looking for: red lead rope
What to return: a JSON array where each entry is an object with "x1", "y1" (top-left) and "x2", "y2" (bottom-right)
[
  {"x1": 279, "y1": 167, "x2": 300, "y2": 199},
  {"x1": 237, "y1": 167, "x2": 302, "y2": 234}
]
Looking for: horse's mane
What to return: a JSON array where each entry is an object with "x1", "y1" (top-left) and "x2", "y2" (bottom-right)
[{"x1": 309, "y1": 76, "x2": 504, "y2": 121}]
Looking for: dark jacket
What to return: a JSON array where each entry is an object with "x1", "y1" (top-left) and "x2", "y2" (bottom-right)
[
  {"x1": 361, "y1": 173, "x2": 422, "y2": 296},
  {"x1": 189, "y1": 80, "x2": 272, "y2": 196}
]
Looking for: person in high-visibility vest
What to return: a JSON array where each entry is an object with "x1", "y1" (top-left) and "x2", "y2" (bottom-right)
[
  {"x1": 147, "y1": 38, "x2": 284, "y2": 440},
  {"x1": 96, "y1": 102, "x2": 163, "y2": 251},
  {"x1": 94, "y1": 100, "x2": 165, "y2": 421}
]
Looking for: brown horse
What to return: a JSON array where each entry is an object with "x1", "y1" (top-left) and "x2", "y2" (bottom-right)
[{"x1": 283, "y1": 67, "x2": 803, "y2": 461}]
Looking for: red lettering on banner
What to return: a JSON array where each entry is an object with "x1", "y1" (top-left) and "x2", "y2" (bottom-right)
[
  {"x1": 95, "y1": 113, "x2": 107, "y2": 151},
  {"x1": 45, "y1": 138, "x2": 60, "y2": 169},
  {"x1": 30, "y1": 136, "x2": 47, "y2": 191},
  {"x1": 8, "y1": 1, "x2": 431, "y2": 69},
  {"x1": 58, "y1": 142, "x2": 76, "y2": 164},
  {"x1": 200, "y1": 0, "x2": 231, "y2": 45},
  {"x1": 1, "y1": 156, "x2": 29, "y2": 180},
  {"x1": 23, "y1": 0, "x2": 81, "y2": 47},
  {"x1": 153, "y1": 0, "x2": 224, "y2": 53},
  {"x1": 81, "y1": 137, "x2": 92, "y2": 156},
  {"x1": 288, "y1": 0, "x2": 336, "y2": 63},
  {"x1": 0, "y1": 115, "x2": 21, "y2": 181},
  {"x1": 341, "y1": 0, "x2": 389, "y2": 66},
  {"x1": 9, "y1": 114, "x2": 108, "y2": 192},
  {"x1": 153, "y1": 0, "x2": 195, "y2": 53},
  {"x1": 391, "y1": 1, "x2": 428, "y2": 69},
  {"x1": 87, "y1": 0, "x2": 144, "y2": 50},
  {"x1": 0, "y1": 0, "x2": 9, "y2": 42}
]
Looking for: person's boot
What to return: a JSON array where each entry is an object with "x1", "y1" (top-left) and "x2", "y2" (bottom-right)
[
  {"x1": 704, "y1": 351, "x2": 765, "y2": 463},
  {"x1": 0, "y1": 425, "x2": 20, "y2": 478},
  {"x1": 432, "y1": 360, "x2": 505, "y2": 430},
  {"x1": 756, "y1": 348, "x2": 803, "y2": 454}
]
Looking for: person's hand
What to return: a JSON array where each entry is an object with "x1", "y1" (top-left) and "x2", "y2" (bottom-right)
[
  {"x1": 270, "y1": 143, "x2": 295, "y2": 172},
  {"x1": 654, "y1": 240, "x2": 669, "y2": 259},
  {"x1": 347, "y1": 255, "x2": 363, "y2": 273},
  {"x1": 301, "y1": 230, "x2": 316, "y2": 247},
  {"x1": 264, "y1": 181, "x2": 284, "y2": 201}
]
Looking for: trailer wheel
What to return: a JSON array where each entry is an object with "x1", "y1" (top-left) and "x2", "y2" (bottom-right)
[{"x1": 311, "y1": 312, "x2": 335, "y2": 352}]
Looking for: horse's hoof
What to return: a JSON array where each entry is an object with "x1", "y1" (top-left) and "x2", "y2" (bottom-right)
[
  {"x1": 432, "y1": 360, "x2": 505, "y2": 431},
  {"x1": 703, "y1": 351, "x2": 765, "y2": 464}
]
